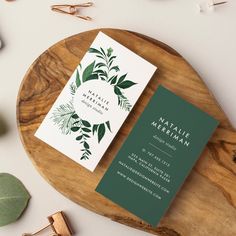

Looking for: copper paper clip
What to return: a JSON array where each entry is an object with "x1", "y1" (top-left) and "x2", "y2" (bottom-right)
[
  {"x1": 51, "y1": 2, "x2": 93, "y2": 20},
  {"x1": 22, "y1": 211, "x2": 73, "y2": 236}
]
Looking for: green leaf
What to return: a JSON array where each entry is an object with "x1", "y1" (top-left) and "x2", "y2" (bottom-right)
[
  {"x1": 51, "y1": 101, "x2": 75, "y2": 135},
  {"x1": 117, "y1": 94, "x2": 132, "y2": 111},
  {"x1": 98, "y1": 123, "x2": 106, "y2": 143},
  {"x1": 100, "y1": 47, "x2": 106, "y2": 57},
  {"x1": 86, "y1": 74, "x2": 98, "y2": 81},
  {"x1": 81, "y1": 155, "x2": 88, "y2": 160},
  {"x1": 72, "y1": 114, "x2": 79, "y2": 119},
  {"x1": 83, "y1": 141, "x2": 90, "y2": 149},
  {"x1": 70, "y1": 83, "x2": 77, "y2": 95},
  {"x1": 93, "y1": 69, "x2": 104, "y2": 74},
  {"x1": 93, "y1": 70, "x2": 103, "y2": 74},
  {"x1": 71, "y1": 127, "x2": 80, "y2": 132},
  {"x1": 82, "y1": 61, "x2": 95, "y2": 82},
  {"x1": 73, "y1": 120, "x2": 81, "y2": 125},
  {"x1": 117, "y1": 74, "x2": 127, "y2": 85},
  {"x1": 95, "y1": 62, "x2": 106, "y2": 68},
  {"x1": 110, "y1": 66, "x2": 120, "y2": 72},
  {"x1": 86, "y1": 150, "x2": 92, "y2": 155},
  {"x1": 92, "y1": 124, "x2": 98, "y2": 135},
  {"x1": 88, "y1": 48, "x2": 103, "y2": 56},
  {"x1": 75, "y1": 70, "x2": 81, "y2": 87},
  {"x1": 83, "y1": 134, "x2": 90, "y2": 138},
  {"x1": 108, "y1": 60, "x2": 114, "y2": 67},
  {"x1": 107, "y1": 47, "x2": 113, "y2": 57},
  {"x1": 82, "y1": 120, "x2": 91, "y2": 127},
  {"x1": 114, "y1": 86, "x2": 122, "y2": 95},
  {"x1": 108, "y1": 55, "x2": 116, "y2": 63},
  {"x1": 0, "y1": 173, "x2": 30, "y2": 227},
  {"x1": 82, "y1": 128, "x2": 91, "y2": 133},
  {"x1": 110, "y1": 76, "x2": 117, "y2": 85},
  {"x1": 117, "y1": 80, "x2": 137, "y2": 89},
  {"x1": 76, "y1": 135, "x2": 83, "y2": 141},
  {"x1": 96, "y1": 55, "x2": 104, "y2": 60},
  {"x1": 105, "y1": 121, "x2": 111, "y2": 132},
  {"x1": 108, "y1": 75, "x2": 115, "y2": 82},
  {"x1": 100, "y1": 73, "x2": 108, "y2": 79},
  {"x1": 102, "y1": 71, "x2": 108, "y2": 78}
]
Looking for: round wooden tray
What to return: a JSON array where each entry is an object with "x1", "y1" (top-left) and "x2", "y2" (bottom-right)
[{"x1": 17, "y1": 29, "x2": 236, "y2": 236}]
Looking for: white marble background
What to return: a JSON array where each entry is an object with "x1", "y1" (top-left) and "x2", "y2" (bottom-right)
[{"x1": 0, "y1": 0, "x2": 235, "y2": 235}]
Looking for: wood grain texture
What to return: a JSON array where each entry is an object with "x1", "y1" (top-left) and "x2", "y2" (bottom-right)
[{"x1": 17, "y1": 29, "x2": 236, "y2": 236}]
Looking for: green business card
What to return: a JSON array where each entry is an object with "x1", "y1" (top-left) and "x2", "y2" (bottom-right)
[{"x1": 96, "y1": 85, "x2": 219, "y2": 226}]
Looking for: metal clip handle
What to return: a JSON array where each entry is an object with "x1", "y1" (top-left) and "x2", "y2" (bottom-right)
[{"x1": 51, "y1": 2, "x2": 93, "y2": 20}]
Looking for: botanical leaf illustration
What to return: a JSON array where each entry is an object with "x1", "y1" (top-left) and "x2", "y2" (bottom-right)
[
  {"x1": 100, "y1": 47, "x2": 106, "y2": 57},
  {"x1": 51, "y1": 101, "x2": 78, "y2": 135},
  {"x1": 92, "y1": 124, "x2": 99, "y2": 135},
  {"x1": 105, "y1": 121, "x2": 111, "y2": 132},
  {"x1": 110, "y1": 76, "x2": 117, "y2": 85},
  {"x1": 82, "y1": 120, "x2": 91, "y2": 127},
  {"x1": 82, "y1": 61, "x2": 96, "y2": 82},
  {"x1": 72, "y1": 114, "x2": 79, "y2": 119},
  {"x1": 71, "y1": 119, "x2": 92, "y2": 160},
  {"x1": 70, "y1": 83, "x2": 77, "y2": 95},
  {"x1": 114, "y1": 86, "x2": 122, "y2": 95},
  {"x1": 110, "y1": 66, "x2": 119, "y2": 72},
  {"x1": 98, "y1": 123, "x2": 106, "y2": 143},
  {"x1": 117, "y1": 80, "x2": 137, "y2": 89},
  {"x1": 117, "y1": 74, "x2": 127, "y2": 84},
  {"x1": 118, "y1": 94, "x2": 132, "y2": 111},
  {"x1": 76, "y1": 135, "x2": 83, "y2": 141},
  {"x1": 92, "y1": 121, "x2": 112, "y2": 143},
  {"x1": 0, "y1": 173, "x2": 30, "y2": 227},
  {"x1": 71, "y1": 126, "x2": 80, "y2": 132},
  {"x1": 51, "y1": 46, "x2": 137, "y2": 160},
  {"x1": 107, "y1": 47, "x2": 113, "y2": 57},
  {"x1": 88, "y1": 48, "x2": 103, "y2": 55},
  {"x1": 75, "y1": 69, "x2": 81, "y2": 87},
  {"x1": 109, "y1": 55, "x2": 116, "y2": 62},
  {"x1": 82, "y1": 127, "x2": 91, "y2": 133},
  {"x1": 87, "y1": 47, "x2": 137, "y2": 111},
  {"x1": 86, "y1": 73, "x2": 98, "y2": 81},
  {"x1": 84, "y1": 141, "x2": 89, "y2": 149},
  {"x1": 95, "y1": 62, "x2": 106, "y2": 68},
  {"x1": 88, "y1": 47, "x2": 120, "y2": 81}
]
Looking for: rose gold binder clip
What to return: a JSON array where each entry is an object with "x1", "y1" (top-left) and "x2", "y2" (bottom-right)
[
  {"x1": 22, "y1": 211, "x2": 73, "y2": 236},
  {"x1": 51, "y1": 2, "x2": 93, "y2": 20}
]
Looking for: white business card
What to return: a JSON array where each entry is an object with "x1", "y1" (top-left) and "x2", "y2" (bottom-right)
[{"x1": 35, "y1": 32, "x2": 157, "y2": 171}]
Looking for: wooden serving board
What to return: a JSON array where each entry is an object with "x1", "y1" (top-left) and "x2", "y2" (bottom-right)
[{"x1": 17, "y1": 29, "x2": 236, "y2": 236}]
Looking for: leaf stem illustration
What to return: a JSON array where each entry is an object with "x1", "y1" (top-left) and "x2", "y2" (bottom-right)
[{"x1": 71, "y1": 118, "x2": 92, "y2": 160}]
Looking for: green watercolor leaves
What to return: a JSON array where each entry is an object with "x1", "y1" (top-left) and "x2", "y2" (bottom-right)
[
  {"x1": 107, "y1": 47, "x2": 113, "y2": 57},
  {"x1": 92, "y1": 121, "x2": 112, "y2": 143},
  {"x1": 81, "y1": 120, "x2": 91, "y2": 127},
  {"x1": 75, "y1": 69, "x2": 81, "y2": 87},
  {"x1": 82, "y1": 61, "x2": 96, "y2": 82},
  {"x1": 51, "y1": 46, "x2": 137, "y2": 160},
  {"x1": 117, "y1": 80, "x2": 136, "y2": 89},
  {"x1": 0, "y1": 173, "x2": 30, "y2": 227},
  {"x1": 88, "y1": 47, "x2": 103, "y2": 55},
  {"x1": 114, "y1": 73, "x2": 137, "y2": 89},
  {"x1": 98, "y1": 123, "x2": 106, "y2": 143},
  {"x1": 71, "y1": 119, "x2": 92, "y2": 160}
]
